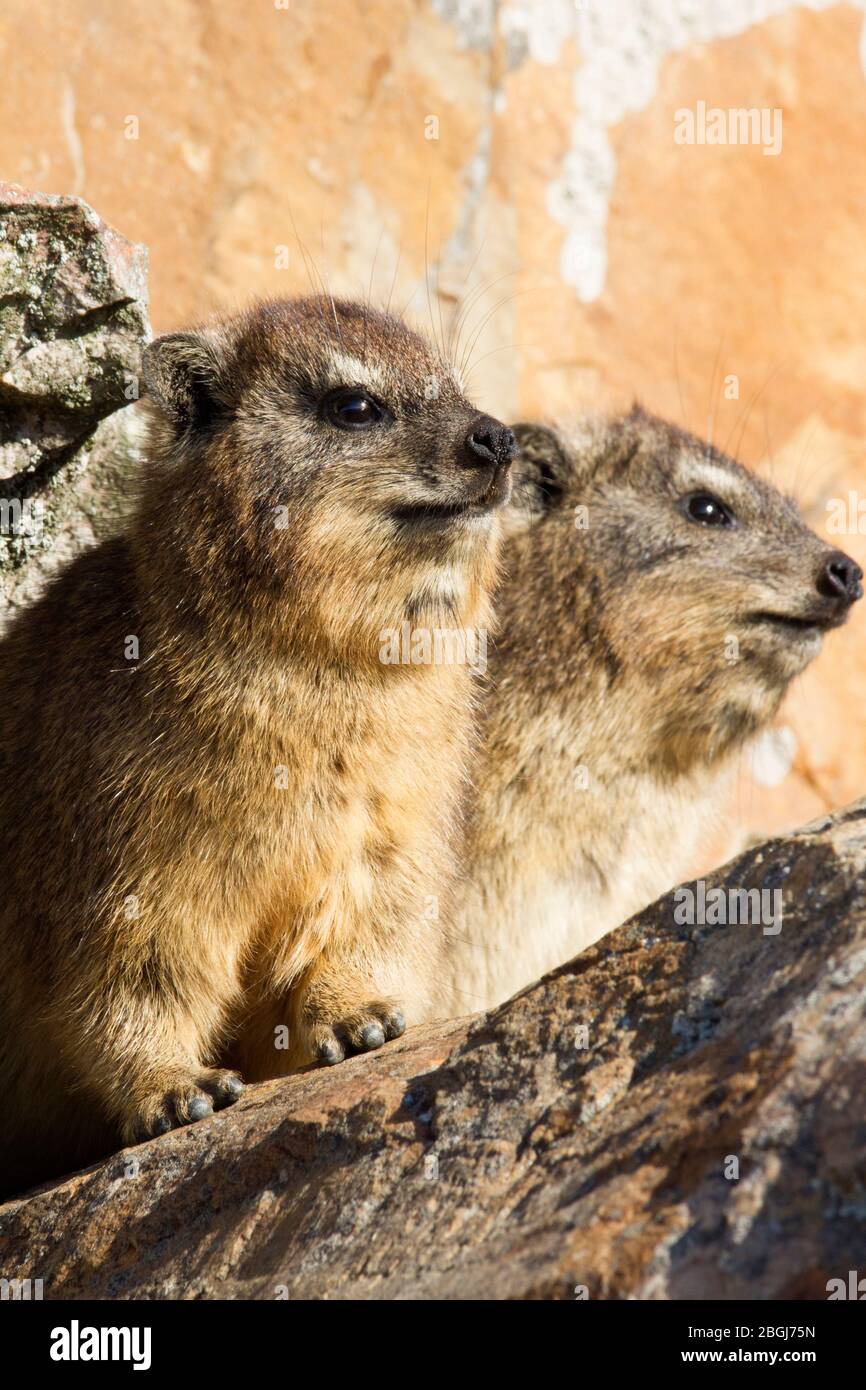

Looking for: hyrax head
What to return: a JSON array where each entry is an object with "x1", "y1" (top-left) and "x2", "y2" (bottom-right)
[
  {"x1": 500, "y1": 406, "x2": 862, "y2": 774},
  {"x1": 140, "y1": 296, "x2": 516, "y2": 651}
]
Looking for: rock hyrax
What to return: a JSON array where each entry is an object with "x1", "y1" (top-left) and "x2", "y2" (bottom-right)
[
  {"x1": 0, "y1": 295, "x2": 516, "y2": 1195},
  {"x1": 435, "y1": 406, "x2": 861, "y2": 1018}
]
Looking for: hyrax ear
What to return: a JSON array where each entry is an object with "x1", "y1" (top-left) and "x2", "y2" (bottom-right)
[
  {"x1": 142, "y1": 330, "x2": 232, "y2": 434},
  {"x1": 509, "y1": 422, "x2": 570, "y2": 519}
]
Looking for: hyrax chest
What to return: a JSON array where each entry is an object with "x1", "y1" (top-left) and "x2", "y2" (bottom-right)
[{"x1": 239, "y1": 667, "x2": 462, "y2": 950}]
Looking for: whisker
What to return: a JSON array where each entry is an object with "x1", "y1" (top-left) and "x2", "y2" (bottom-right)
[
  {"x1": 704, "y1": 331, "x2": 726, "y2": 453},
  {"x1": 457, "y1": 286, "x2": 535, "y2": 380}
]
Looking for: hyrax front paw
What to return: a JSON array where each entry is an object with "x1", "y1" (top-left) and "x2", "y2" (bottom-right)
[
  {"x1": 310, "y1": 1003, "x2": 406, "y2": 1067},
  {"x1": 125, "y1": 1067, "x2": 245, "y2": 1144}
]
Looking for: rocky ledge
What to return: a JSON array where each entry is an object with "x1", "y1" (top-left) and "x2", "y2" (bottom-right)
[
  {"x1": 0, "y1": 801, "x2": 864, "y2": 1300},
  {"x1": 0, "y1": 183, "x2": 148, "y2": 621}
]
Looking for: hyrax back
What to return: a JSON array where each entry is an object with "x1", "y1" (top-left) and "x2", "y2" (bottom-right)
[
  {"x1": 434, "y1": 407, "x2": 862, "y2": 1019},
  {"x1": 0, "y1": 296, "x2": 515, "y2": 1195}
]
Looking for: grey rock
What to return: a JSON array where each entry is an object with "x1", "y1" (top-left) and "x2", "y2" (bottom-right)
[
  {"x1": 0, "y1": 183, "x2": 149, "y2": 622},
  {"x1": 0, "y1": 800, "x2": 864, "y2": 1300}
]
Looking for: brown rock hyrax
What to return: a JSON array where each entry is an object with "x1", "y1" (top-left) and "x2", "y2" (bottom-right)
[
  {"x1": 0, "y1": 295, "x2": 516, "y2": 1195},
  {"x1": 434, "y1": 406, "x2": 861, "y2": 1018}
]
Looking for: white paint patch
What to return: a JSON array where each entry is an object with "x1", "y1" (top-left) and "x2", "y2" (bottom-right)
[
  {"x1": 497, "y1": 0, "x2": 866, "y2": 301},
  {"x1": 61, "y1": 83, "x2": 86, "y2": 195},
  {"x1": 750, "y1": 725, "x2": 797, "y2": 787},
  {"x1": 430, "y1": 0, "x2": 496, "y2": 50}
]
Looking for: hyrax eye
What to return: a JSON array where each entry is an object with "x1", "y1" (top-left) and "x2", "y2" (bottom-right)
[
  {"x1": 321, "y1": 389, "x2": 386, "y2": 430},
  {"x1": 684, "y1": 492, "x2": 735, "y2": 528}
]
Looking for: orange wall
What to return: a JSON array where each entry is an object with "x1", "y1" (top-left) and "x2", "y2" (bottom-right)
[{"x1": 3, "y1": 0, "x2": 865, "y2": 853}]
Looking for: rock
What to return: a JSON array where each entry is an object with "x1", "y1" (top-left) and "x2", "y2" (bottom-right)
[
  {"x1": 0, "y1": 183, "x2": 149, "y2": 622},
  {"x1": 1, "y1": 800, "x2": 864, "y2": 1300}
]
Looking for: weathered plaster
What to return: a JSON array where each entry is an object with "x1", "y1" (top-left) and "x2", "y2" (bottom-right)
[{"x1": 498, "y1": 0, "x2": 866, "y2": 300}]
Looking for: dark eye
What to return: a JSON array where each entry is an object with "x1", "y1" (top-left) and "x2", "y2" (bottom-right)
[
  {"x1": 684, "y1": 492, "x2": 735, "y2": 528},
  {"x1": 322, "y1": 389, "x2": 385, "y2": 430}
]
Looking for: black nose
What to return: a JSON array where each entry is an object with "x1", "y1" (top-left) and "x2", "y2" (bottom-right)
[
  {"x1": 817, "y1": 549, "x2": 863, "y2": 603},
  {"x1": 463, "y1": 415, "x2": 517, "y2": 471}
]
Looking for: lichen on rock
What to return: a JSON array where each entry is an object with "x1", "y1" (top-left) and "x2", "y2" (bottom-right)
[{"x1": 0, "y1": 183, "x2": 149, "y2": 622}]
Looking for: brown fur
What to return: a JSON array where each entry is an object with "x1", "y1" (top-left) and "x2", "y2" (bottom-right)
[
  {"x1": 433, "y1": 406, "x2": 862, "y2": 1018},
  {"x1": 0, "y1": 295, "x2": 514, "y2": 1196}
]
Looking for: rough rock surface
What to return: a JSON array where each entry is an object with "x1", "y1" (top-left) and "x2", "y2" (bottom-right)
[
  {"x1": 0, "y1": 183, "x2": 148, "y2": 620},
  {"x1": 1, "y1": 801, "x2": 864, "y2": 1300}
]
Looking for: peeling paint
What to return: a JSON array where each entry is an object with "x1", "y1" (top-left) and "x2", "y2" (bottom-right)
[
  {"x1": 60, "y1": 82, "x2": 86, "y2": 195},
  {"x1": 430, "y1": 0, "x2": 496, "y2": 50},
  {"x1": 497, "y1": 0, "x2": 866, "y2": 301},
  {"x1": 438, "y1": 125, "x2": 492, "y2": 296}
]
